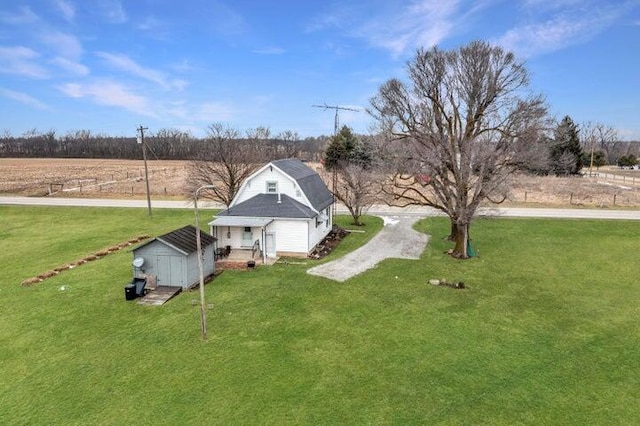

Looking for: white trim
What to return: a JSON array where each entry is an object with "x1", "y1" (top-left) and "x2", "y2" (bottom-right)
[{"x1": 209, "y1": 217, "x2": 274, "y2": 227}]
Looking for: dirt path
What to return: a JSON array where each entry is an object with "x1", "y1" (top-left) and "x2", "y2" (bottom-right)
[{"x1": 307, "y1": 216, "x2": 429, "y2": 282}]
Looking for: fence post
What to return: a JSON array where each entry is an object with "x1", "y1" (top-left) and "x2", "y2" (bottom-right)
[
  {"x1": 613, "y1": 194, "x2": 617, "y2": 206},
  {"x1": 570, "y1": 193, "x2": 573, "y2": 205},
  {"x1": 524, "y1": 191, "x2": 528, "y2": 203}
]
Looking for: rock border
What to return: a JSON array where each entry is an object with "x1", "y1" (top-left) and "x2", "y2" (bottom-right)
[{"x1": 20, "y1": 234, "x2": 151, "y2": 286}]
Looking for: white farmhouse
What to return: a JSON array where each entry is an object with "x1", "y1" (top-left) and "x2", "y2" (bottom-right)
[{"x1": 209, "y1": 158, "x2": 334, "y2": 262}]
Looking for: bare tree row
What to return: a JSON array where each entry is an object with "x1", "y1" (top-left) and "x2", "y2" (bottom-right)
[{"x1": 0, "y1": 127, "x2": 331, "y2": 162}]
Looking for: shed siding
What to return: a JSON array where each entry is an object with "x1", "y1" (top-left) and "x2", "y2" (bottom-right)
[{"x1": 133, "y1": 239, "x2": 214, "y2": 289}]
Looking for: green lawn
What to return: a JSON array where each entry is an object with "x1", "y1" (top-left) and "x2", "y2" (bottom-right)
[{"x1": 1, "y1": 206, "x2": 639, "y2": 425}]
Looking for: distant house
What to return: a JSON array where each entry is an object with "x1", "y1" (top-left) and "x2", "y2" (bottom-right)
[
  {"x1": 132, "y1": 225, "x2": 216, "y2": 289},
  {"x1": 209, "y1": 158, "x2": 334, "y2": 261}
]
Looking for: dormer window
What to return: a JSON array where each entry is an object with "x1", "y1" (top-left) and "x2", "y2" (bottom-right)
[{"x1": 266, "y1": 181, "x2": 278, "y2": 194}]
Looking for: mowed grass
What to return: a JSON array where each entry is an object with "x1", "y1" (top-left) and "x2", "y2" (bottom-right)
[{"x1": 1, "y1": 206, "x2": 639, "y2": 425}]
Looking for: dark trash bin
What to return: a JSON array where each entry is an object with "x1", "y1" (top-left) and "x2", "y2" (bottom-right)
[
  {"x1": 132, "y1": 277, "x2": 147, "y2": 296},
  {"x1": 124, "y1": 284, "x2": 137, "y2": 300},
  {"x1": 125, "y1": 278, "x2": 147, "y2": 300}
]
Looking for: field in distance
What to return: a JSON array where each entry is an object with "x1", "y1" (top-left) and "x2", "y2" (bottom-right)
[{"x1": 1, "y1": 157, "x2": 640, "y2": 207}]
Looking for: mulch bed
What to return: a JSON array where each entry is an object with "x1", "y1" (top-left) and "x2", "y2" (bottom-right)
[{"x1": 308, "y1": 226, "x2": 349, "y2": 259}]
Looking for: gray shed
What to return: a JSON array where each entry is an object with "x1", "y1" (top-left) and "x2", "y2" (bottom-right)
[{"x1": 132, "y1": 225, "x2": 216, "y2": 289}]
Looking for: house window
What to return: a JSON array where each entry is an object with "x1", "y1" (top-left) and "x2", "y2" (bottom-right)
[{"x1": 266, "y1": 181, "x2": 278, "y2": 193}]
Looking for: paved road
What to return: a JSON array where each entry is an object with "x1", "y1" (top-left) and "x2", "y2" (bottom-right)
[{"x1": 2, "y1": 196, "x2": 640, "y2": 220}]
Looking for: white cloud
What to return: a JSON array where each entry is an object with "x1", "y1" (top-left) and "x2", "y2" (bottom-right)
[
  {"x1": 362, "y1": 0, "x2": 459, "y2": 56},
  {"x1": 495, "y1": 6, "x2": 621, "y2": 57},
  {"x1": 310, "y1": 0, "x2": 461, "y2": 57},
  {"x1": 54, "y1": 0, "x2": 75, "y2": 22},
  {"x1": 207, "y1": 1, "x2": 248, "y2": 36},
  {"x1": 0, "y1": 46, "x2": 49, "y2": 78},
  {"x1": 58, "y1": 80, "x2": 155, "y2": 116},
  {"x1": 99, "y1": 0, "x2": 127, "y2": 24},
  {"x1": 252, "y1": 47, "x2": 286, "y2": 55},
  {"x1": 0, "y1": 6, "x2": 39, "y2": 24},
  {"x1": 171, "y1": 59, "x2": 194, "y2": 73},
  {"x1": 96, "y1": 52, "x2": 185, "y2": 90},
  {"x1": 52, "y1": 57, "x2": 89, "y2": 76},
  {"x1": 41, "y1": 30, "x2": 83, "y2": 60},
  {"x1": 196, "y1": 101, "x2": 237, "y2": 122},
  {"x1": 0, "y1": 87, "x2": 48, "y2": 109}
]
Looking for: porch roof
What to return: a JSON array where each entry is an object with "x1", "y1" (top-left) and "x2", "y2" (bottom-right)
[{"x1": 209, "y1": 216, "x2": 274, "y2": 228}]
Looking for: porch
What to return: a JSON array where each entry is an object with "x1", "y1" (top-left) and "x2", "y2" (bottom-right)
[
  {"x1": 209, "y1": 216, "x2": 276, "y2": 264},
  {"x1": 215, "y1": 248, "x2": 279, "y2": 269}
]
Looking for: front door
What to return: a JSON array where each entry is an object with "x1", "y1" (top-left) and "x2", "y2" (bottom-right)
[
  {"x1": 266, "y1": 233, "x2": 276, "y2": 257},
  {"x1": 242, "y1": 227, "x2": 253, "y2": 247}
]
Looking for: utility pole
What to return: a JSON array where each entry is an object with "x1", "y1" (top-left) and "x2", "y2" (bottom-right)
[
  {"x1": 312, "y1": 104, "x2": 360, "y2": 217},
  {"x1": 137, "y1": 125, "x2": 152, "y2": 217},
  {"x1": 194, "y1": 184, "x2": 215, "y2": 341}
]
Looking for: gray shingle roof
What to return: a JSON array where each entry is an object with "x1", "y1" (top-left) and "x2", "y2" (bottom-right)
[
  {"x1": 148, "y1": 225, "x2": 216, "y2": 255},
  {"x1": 271, "y1": 159, "x2": 333, "y2": 211},
  {"x1": 218, "y1": 193, "x2": 317, "y2": 219}
]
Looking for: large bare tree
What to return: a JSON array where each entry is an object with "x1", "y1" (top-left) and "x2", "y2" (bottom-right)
[
  {"x1": 369, "y1": 41, "x2": 547, "y2": 258},
  {"x1": 330, "y1": 163, "x2": 378, "y2": 226},
  {"x1": 186, "y1": 123, "x2": 262, "y2": 207},
  {"x1": 581, "y1": 122, "x2": 619, "y2": 167}
]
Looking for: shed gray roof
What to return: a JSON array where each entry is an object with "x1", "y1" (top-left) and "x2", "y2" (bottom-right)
[
  {"x1": 271, "y1": 159, "x2": 333, "y2": 211},
  {"x1": 135, "y1": 225, "x2": 216, "y2": 255},
  {"x1": 218, "y1": 193, "x2": 317, "y2": 219}
]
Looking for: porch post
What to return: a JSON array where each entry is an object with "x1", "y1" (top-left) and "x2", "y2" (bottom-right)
[{"x1": 262, "y1": 227, "x2": 267, "y2": 264}]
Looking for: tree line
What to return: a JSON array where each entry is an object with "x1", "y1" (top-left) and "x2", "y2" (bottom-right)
[{"x1": 0, "y1": 127, "x2": 331, "y2": 162}]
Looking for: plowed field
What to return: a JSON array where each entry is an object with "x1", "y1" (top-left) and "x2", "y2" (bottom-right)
[{"x1": 1, "y1": 158, "x2": 639, "y2": 207}]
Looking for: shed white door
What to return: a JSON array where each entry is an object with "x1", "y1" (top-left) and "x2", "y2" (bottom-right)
[{"x1": 266, "y1": 233, "x2": 276, "y2": 257}]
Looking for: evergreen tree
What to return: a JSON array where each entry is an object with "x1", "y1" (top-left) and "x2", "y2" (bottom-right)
[
  {"x1": 324, "y1": 125, "x2": 369, "y2": 170},
  {"x1": 551, "y1": 116, "x2": 583, "y2": 175}
]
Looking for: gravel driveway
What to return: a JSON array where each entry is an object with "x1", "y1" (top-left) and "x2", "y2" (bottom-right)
[{"x1": 307, "y1": 216, "x2": 429, "y2": 282}]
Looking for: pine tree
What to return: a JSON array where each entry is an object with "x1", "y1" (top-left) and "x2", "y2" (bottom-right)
[
  {"x1": 324, "y1": 126, "x2": 360, "y2": 170},
  {"x1": 551, "y1": 116, "x2": 583, "y2": 175}
]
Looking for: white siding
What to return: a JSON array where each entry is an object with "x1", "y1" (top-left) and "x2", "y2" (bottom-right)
[
  {"x1": 233, "y1": 166, "x2": 307, "y2": 206},
  {"x1": 308, "y1": 208, "x2": 332, "y2": 250},
  {"x1": 270, "y1": 219, "x2": 308, "y2": 253},
  {"x1": 214, "y1": 225, "x2": 245, "y2": 249}
]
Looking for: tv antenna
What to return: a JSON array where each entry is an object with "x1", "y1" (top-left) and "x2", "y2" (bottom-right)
[{"x1": 312, "y1": 103, "x2": 359, "y2": 135}]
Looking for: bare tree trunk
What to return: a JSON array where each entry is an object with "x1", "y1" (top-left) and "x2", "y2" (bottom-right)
[
  {"x1": 451, "y1": 222, "x2": 469, "y2": 259},
  {"x1": 447, "y1": 222, "x2": 458, "y2": 241},
  {"x1": 347, "y1": 205, "x2": 363, "y2": 226}
]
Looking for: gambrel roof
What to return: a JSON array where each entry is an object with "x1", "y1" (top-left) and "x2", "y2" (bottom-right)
[
  {"x1": 134, "y1": 225, "x2": 216, "y2": 255},
  {"x1": 219, "y1": 159, "x2": 333, "y2": 220},
  {"x1": 270, "y1": 159, "x2": 334, "y2": 212}
]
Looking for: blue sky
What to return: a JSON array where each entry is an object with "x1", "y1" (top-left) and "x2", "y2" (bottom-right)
[{"x1": 1, "y1": 0, "x2": 639, "y2": 139}]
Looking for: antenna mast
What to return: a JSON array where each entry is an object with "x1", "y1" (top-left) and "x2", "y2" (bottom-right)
[{"x1": 312, "y1": 103, "x2": 359, "y2": 135}]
